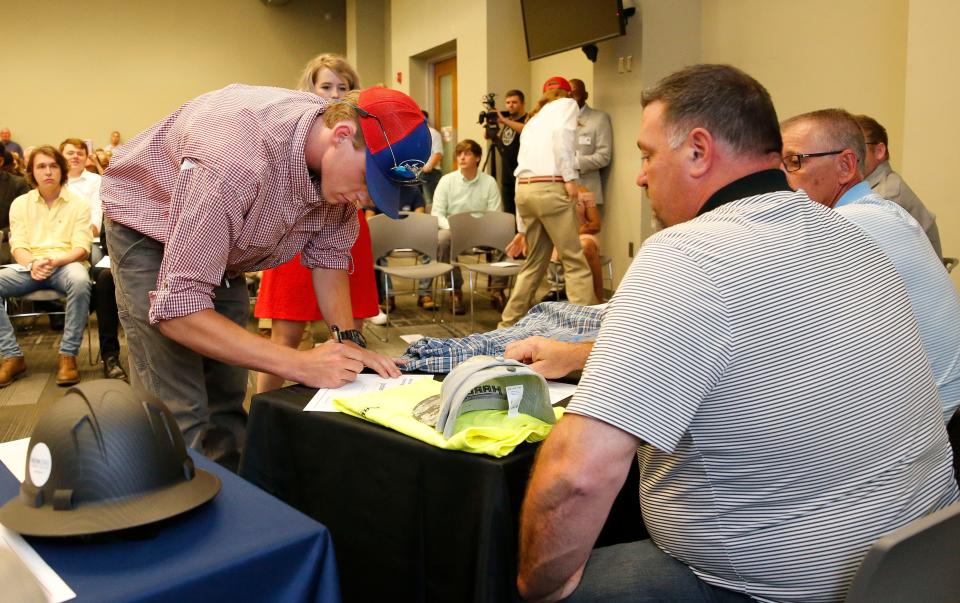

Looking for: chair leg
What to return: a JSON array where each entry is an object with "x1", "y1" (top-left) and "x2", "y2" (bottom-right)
[
  {"x1": 469, "y1": 271, "x2": 475, "y2": 333},
  {"x1": 369, "y1": 277, "x2": 390, "y2": 343}
]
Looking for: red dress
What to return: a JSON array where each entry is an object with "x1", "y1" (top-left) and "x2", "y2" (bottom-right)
[{"x1": 254, "y1": 209, "x2": 379, "y2": 321}]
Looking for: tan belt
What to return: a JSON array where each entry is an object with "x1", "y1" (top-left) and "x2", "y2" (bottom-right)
[{"x1": 517, "y1": 176, "x2": 564, "y2": 184}]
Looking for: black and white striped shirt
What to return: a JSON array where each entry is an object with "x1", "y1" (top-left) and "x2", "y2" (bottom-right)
[{"x1": 568, "y1": 188, "x2": 959, "y2": 602}]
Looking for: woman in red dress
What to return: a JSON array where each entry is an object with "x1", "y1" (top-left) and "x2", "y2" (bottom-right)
[{"x1": 254, "y1": 53, "x2": 380, "y2": 393}]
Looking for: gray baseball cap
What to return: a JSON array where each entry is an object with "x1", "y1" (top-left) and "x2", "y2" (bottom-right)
[{"x1": 415, "y1": 356, "x2": 555, "y2": 439}]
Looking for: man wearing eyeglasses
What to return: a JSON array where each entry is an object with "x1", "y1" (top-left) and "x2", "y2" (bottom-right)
[
  {"x1": 780, "y1": 108, "x2": 960, "y2": 424},
  {"x1": 517, "y1": 65, "x2": 957, "y2": 603},
  {"x1": 101, "y1": 85, "x2": 429, "y2": 469},
  {"x1": 854, "y1": 114, "x2": 942, "y2": 257}
]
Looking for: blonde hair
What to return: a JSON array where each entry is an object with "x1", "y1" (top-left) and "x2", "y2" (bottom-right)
[
  {"x1": 528, "y1": 88, "x2": 570, "y2": 118},
  {"x1": 322, "y1": 89, "x2": 365, "y2": 150},
  {"x1": 298, "y1": 53, "x2": 360, "y2": 93}
]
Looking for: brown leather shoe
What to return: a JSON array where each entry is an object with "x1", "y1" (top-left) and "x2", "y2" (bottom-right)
[
  {"x1": 0, "y1": 356, "x2": 26, "y2": 387},
  {"x1": 452, "y1": 290, "x2": 467, "y2": 315},
  {"x1": 56, "y1": 355, "x2": 80, "y2": 386},
  {"x1": 417, "y1": 295, "x2": 437, "y2": 311}
]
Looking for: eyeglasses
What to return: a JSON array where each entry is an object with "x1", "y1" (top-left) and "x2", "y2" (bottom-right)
[
  {"x1": 781, "y1": 150, "x2": 844, "y2": 173},
  {"x1": 332, "y1": 100, "x2": 423, "y2": 186},
  {"x1": 865, "y1": 141, "x2": 881, "y2": 146}
]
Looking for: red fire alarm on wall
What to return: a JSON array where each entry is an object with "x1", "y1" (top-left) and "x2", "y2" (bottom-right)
[{"x1": 396, "y1": 71, "x2": 403, "y2": 84}]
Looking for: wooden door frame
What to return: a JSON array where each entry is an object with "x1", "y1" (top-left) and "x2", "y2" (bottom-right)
[{"x1": 432, "y1": 56, "x2": 457, "y2": 131}]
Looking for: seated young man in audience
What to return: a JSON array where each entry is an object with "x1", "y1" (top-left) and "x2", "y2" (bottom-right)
[
  {"x1": 0, "y1": 146, "x2": 92, "y2": 387},
  {"x1": 422, "y1": 139, "x2": 503, "y2": 315}
]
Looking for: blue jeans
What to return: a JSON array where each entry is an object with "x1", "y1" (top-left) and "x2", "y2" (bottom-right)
[
  {"x1": 0, "y1": 263, "x2": 91, "y2": 357},
  {"x1": 566, "y1": 540, "x2": 753, "y2": 602}
]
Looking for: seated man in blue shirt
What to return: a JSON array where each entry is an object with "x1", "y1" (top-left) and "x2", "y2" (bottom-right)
[
  {"x1": 781, "y1": 108, "x2": 960, "y2": 424},
  {"x1": 420, "y1": 139, "x2": 503, "y2": 314}
]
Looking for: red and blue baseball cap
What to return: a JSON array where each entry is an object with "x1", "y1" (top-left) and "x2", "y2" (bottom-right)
[{"x1": 356, "y1": 87, "x2": 432, "y2": 219}]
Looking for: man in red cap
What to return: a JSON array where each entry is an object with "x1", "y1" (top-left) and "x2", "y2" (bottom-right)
[
  {"x1": 542, "y1": 76, "x2": 573, "y2": 92},
  {"x1": 102, "y1": 84, "x2": 430, "y2": 468}
]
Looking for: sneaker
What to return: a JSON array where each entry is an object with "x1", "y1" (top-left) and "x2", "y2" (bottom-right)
[
  {"x1": 103, "y1": 355, "x2": 128, "y2": 380},
  {"x1": 417, "y1": 295, "x2": 437, "y2": 311},
  {"x1": 368, "y1": 310, "x2": 388, "y2": 326}
]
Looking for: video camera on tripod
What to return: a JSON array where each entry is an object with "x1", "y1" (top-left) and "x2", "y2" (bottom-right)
[{"x1": 478, "y1": 93, "x2": 509, "y2": 140}]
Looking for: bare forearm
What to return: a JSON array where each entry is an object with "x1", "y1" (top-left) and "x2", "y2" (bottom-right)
[
  {"x1": 518, "y1": 416, "x2": 637, "y2": 600},
  {"x1": 11, "y1": 248, "x2": 32, "y2": 266},
  {"x1": 312, "y1": 268, "x2": 354, "y2": 330},
  {"x1": 158, "y1": 309, "x2": 300, "y2": 379},
  {"x1": 52, "y1": 247, "x2": 89, "y2": 267}
]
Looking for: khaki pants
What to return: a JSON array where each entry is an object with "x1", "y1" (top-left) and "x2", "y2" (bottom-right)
[{"x1": 499, "y1": 182, "x2": 596, "y2": 327}]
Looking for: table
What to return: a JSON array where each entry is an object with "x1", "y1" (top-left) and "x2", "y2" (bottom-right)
[
  {"x1": 239, "y1": 384, "x2": 644, "y2": 603},
  {"x1": 0, "y1": 449, "x2": 341, "y2": 603}
]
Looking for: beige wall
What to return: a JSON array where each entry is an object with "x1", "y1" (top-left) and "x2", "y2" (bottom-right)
[
  {"x1": 592, "y1": 0, "x2": 703, "y2": 285},
  {"x1": 701, "y1": 0, "x2": 909, "y2": 168},
  {"x1": 2, "y1": 0, "x2": 345, "y2": 150},
  {"x1": 528, "y1": 50, "x2": 593, "y2": 106},
  {"x1": 903, "y1": 0, "x2": 960, "y2": 283},
  {"x1": 389, "y1": 0, "x2": 489, "y2": 145}
]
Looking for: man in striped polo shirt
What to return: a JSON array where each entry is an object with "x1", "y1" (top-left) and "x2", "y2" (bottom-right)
[
  {"x1": 517, "y1": 65, "x2": 959, "y2": 602},
  {"x1": 781, "y1": 108, "x2": 960, "y2": 425}
]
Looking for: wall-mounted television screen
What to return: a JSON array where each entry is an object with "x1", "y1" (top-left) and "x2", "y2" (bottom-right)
[{"x1": 521, "y1": 0, "x2": 626, "y2": 60}]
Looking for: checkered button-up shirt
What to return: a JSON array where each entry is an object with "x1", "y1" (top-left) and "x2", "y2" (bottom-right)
[{"x1": 101, "y1": 84, "x2": 358, "y2": 323}]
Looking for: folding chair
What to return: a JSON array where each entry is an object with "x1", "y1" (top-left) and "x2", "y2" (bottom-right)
[
  {"x1": 448, "y1": 211, "x2": 523, "y2": 332},
  {"x1": 367, "y1": 212, "x2": 455, "y2": 342},
  {"x1": 844, "y1": 501, "x2": 960, "y2": 602}
]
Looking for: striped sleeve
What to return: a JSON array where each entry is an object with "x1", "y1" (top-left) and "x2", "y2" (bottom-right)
[{"x1": 568, "y1": 241, "x2": 732, "y2": 452}]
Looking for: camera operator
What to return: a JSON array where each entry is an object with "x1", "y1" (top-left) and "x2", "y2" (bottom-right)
[
  {"x1": 495, "y1": 89, "x2": 527, "y2": 215},
  {"x1": 421, "y1": 110, "x2": 444, "y2": 205}
]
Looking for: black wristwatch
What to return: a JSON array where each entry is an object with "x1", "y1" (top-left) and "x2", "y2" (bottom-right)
[{"x1": 338, "y1": 329, "x2": 368, "y2": 348}]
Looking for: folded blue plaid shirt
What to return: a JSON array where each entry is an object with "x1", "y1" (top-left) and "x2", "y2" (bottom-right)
[{"x1": 401, "y1": 302, "x2": 606, "y2": 373}]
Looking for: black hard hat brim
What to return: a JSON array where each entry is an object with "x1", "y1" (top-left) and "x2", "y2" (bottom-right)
[{"x1": 0, "y1": 468, "x2": 220, "y2": 537}]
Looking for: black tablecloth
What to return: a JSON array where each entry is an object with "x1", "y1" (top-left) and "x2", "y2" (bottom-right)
[{"x1": 239, "y1": 383, "x2": 644, "y2": 603}]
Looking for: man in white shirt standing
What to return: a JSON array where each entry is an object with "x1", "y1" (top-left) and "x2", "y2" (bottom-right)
[
  {"x1": 423, "y1": 139, "x2": 502, "y2": 314},
  {"x1": 498, "y1": 77, "x2": 596, "y2": 328}
]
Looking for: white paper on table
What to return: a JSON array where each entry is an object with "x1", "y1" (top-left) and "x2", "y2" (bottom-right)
[
  {"x1": 0, "y1": 438, "x2": 29, "y2": 481},
  {"x1": 94, "y1": 256, "x2": 110, "y2": 269},
  {"x1": 0, "y1": 264, "x2": 29, "y2": 273},
  {"x1": 304, "y1": 374, "x2": 436, "y2": 412},
  {"x1": 399, "y1": 334, "x2": 424, "y2": 344},
  {"x1": 546, "y1": 381, "x2": 578, "y2": 406},
  {"x1": 0, "y1": 438, "x2": 77, "y2": 603},
  {"x1": 488, "y1": 261, "x2": 521, "y2": 268}
]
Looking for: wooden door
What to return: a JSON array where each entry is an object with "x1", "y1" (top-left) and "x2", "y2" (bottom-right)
[{"x1": 432, "y1": 56, "x2": 457, "y2": 174}]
